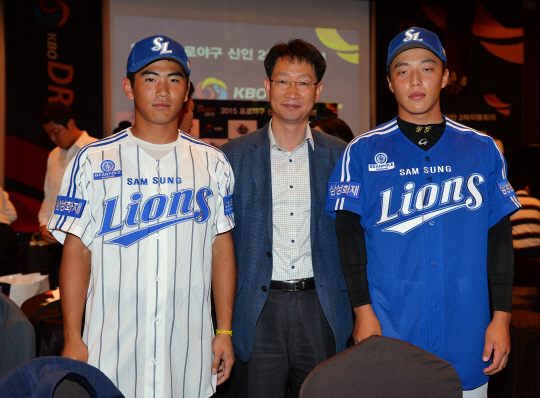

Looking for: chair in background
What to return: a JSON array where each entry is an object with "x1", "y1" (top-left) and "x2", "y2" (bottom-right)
[
  {"x1": 0, "y1": 292, "x2": 35, "y2": 378},
  {"x1": 299, "y1": 336, "x2": 462, "y2": 398},
  {"x1": 0, "y1": 357, "x2": 124, "y2": 398}
]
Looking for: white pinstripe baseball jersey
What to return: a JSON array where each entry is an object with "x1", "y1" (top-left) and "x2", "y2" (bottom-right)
[
  {"x1": 48, "y1": 128, "x2": 235, "y2": 398},
  {"x1": 325, "y1": 116, "x2": 520, "y2": 389}
]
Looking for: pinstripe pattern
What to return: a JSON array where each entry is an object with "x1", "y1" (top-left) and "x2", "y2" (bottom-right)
[
  {"x1": 198, "y1": 152, "x2": 210, "y2": 397},
  {"x1": 153, "y1": 159, "x2": 161, "y2": 398},
  {"x1": 135, "y1": 146, "x2": 140, "y2": 397},
  {"x1": 169, "y1": 147, "x2": 179, "y2": 397},
  {"x1": 98, "y1": 150, "x2": 106, "y2": 371},
  {"x1": 116, "y1": 144, "x2": 123, "y2": 388},
  {"x1": 183, "y1": 146, "x2": 195, "y2": 397},
  {"x1": 47, "y1": 128, "x2": 235, "y2": 397}
]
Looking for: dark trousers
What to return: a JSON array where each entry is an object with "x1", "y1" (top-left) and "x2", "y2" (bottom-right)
[{"x1": 235, "y1": 288, "x2": 335, "y2": 398}]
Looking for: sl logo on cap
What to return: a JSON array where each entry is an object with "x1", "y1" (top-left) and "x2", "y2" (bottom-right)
[
  {"x1": 151, "y1": 37, "x2": 173, "y2": 55},
  {"x1": 403, "y1": 29, "x2": 423, "y2": 42}
]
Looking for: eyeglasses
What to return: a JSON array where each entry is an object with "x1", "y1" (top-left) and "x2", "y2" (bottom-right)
[{"x1": 269, "y1": 79, "x2": 319, "y2": 91}]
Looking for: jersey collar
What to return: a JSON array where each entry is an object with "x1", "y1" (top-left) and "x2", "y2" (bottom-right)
[{"x1": 268, "y1": 119, "x2": 314, "y2": 151}]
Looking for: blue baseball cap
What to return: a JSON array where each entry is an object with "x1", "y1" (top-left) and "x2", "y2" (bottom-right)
[
  {"x1": 127, "y1": 35, "x2": 191, "y2": 76},
  {"x1": 387, "y1": 27, "x2": 446, "y2": 71}
]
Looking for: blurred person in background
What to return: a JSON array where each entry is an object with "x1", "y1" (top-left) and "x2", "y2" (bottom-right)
[
  {"x1": 0, "y1": 186, "x2": 18, "y2": 276},
  {"x1": 38, "y1": 102, "x2": 97, "y2": 288},
  {"x1": 310, "y1": 116, "x2": 355, "y2": 143},
  {"x1": 38, "y1": 102, "x2": 98, "y2": 244},
  {"x1": 510, "y1": 175, "x2": 540, "y2": 258},
  {"x1": 112, "y1": 120, "x2": 132, "y2": 135}
]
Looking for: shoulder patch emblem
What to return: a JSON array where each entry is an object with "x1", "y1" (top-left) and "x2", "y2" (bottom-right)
[
  {"x1": 497, "y1": 179, "x2": 515, "y2": 198},
  {"x1": 223, "y1": 195, "x2": 234, "y2": 215},
  {"x1": 53, "y1": 196, "x2": 87, "y2": 218},
  {"x1": 328, "y1": 182, "x2": 362, "y2": 199}
]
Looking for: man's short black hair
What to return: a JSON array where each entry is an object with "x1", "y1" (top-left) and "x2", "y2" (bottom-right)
[
  {"x1": 264, "y1": 39, "x2": 326, "y2": 83},
  {"x1": 38, "y1": 101, "x2": 73, "y2": 128},
  {"x1": 310, "y1": 116, "x2": 355, "y2": 143}
]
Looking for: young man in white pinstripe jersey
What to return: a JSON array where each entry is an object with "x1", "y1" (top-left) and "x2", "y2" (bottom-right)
[{"x1": 48, "y1": 35, "x2": 236, "y2": 398}]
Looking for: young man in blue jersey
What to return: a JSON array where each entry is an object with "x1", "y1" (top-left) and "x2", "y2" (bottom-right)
[
  {"x1": 326, "y1": 27, "x2": 520, "y2": 397},
  {"x1": 48, "y1": 35, "x2": 236, "y2": 398}
]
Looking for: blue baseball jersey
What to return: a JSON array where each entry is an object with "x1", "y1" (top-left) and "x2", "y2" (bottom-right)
[{"x1": 325, "y1": 117, "x2": 520, "y2": 389}]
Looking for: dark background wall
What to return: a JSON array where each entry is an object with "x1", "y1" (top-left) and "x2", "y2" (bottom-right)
[
  {"x1": 374, "y1": 0, "x2": 539, "y2": 196},
  {"x1": 1, "y1": 0, "x2": 539, "y2": 228},
  {"x1": 3, "y1": 0, "x2": 103, "y2": 230}
]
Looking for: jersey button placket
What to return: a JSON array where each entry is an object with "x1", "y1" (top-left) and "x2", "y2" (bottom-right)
[
  {"x1": 422, "y1": 151, "x2": 441, "y2": 354},
  {"x1": 426, "y1": 182, "x2": 444, "y2": 356},
  {"x1": 156, "y1": 163, "x2": 162, "y2": 193},
  {"x1": 150, "y1": 161, "x2": 168, "y2": 380}
]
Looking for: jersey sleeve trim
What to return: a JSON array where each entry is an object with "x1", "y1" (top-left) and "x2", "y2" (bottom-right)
[
  {"x1": 338, "y1": 121, "x2": 398, "y2": 184},
  {"x1": 216, "y1": 219, "x2": 235, "y2": 235},
  {"x1": 445, "y1": 118, "x2": 508, "y2": 179},
  {"x1": 48, "y1": 220, "x2": 89, "y2": 246}
]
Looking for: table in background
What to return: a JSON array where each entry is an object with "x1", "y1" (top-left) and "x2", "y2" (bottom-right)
[
  {"x1": 16, "y1": 243, "x2": 62, "y2": 289},
  {"x1": 21, "y1": 292, "x2": 63, "y2": 357}
]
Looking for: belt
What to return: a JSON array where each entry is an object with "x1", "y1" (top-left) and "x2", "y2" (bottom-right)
[{"x1": 269, "y1": 277, "x2": 315, "y2": 292}]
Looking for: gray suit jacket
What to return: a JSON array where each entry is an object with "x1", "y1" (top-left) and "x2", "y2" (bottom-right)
[{"x1": 221, "y1": 123, "x2": 353, "y2": 362}]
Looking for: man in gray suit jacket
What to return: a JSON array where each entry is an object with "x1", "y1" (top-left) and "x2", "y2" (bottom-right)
[{"x1": 221, "y1": 39, "x2": 353, "y2": 397}]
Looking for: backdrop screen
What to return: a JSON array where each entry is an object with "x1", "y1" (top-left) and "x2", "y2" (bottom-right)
[{"x1": 114, "y1": 16, "x2": 363, "y2": 135}]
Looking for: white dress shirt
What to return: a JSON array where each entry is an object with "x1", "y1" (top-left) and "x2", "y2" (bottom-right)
[
  {"x1": 0, "y1": 187, "x2": 17, "y2": 225},
  {"x1": 38, "y1": 131, "x2": 97, "y2": 226},
  {"x1": 269, "y1": 121, "x2": 314, "y2": 281}
]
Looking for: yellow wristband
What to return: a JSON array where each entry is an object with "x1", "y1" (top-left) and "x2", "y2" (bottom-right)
[{"x1": 216, "y1": 329, "x2": 233, "y2": 336}]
